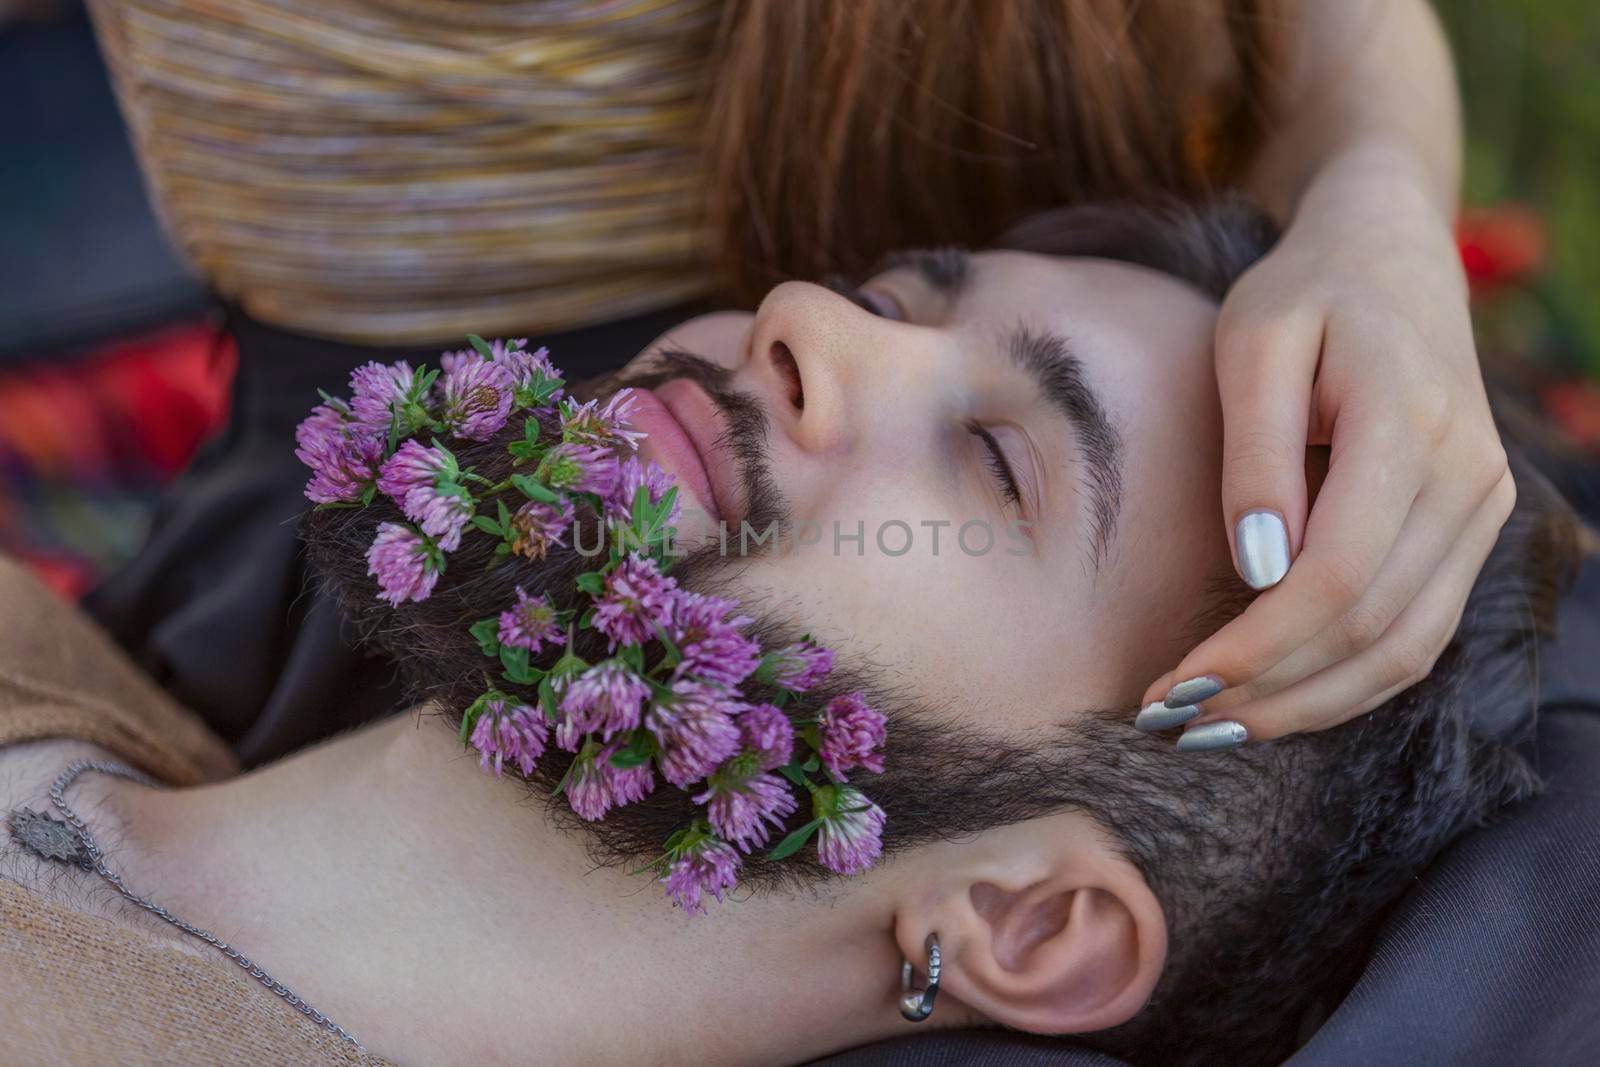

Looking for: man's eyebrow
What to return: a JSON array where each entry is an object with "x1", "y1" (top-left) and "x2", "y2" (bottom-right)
[
  {"x1": 1008, "y1": 326, "x2": 1124, "y2": 569},
  {"x1": 871, "y1": 247, "x2": 972, "y2": 295}
]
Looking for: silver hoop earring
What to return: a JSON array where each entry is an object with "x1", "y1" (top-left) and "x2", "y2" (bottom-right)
[{"x1": 899, "y1": 932, "x2": 942, "y2": 1022}]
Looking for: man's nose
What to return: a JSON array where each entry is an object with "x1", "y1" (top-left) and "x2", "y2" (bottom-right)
[{"x1": 744, "y1": 280, "x2": 945, "y2": 456}]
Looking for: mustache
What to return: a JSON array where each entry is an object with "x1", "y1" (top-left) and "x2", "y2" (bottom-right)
[{"x1": 612, "y1": 349, "x2": 789, "y2": 536}]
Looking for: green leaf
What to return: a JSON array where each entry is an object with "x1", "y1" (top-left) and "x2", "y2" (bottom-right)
[
  {"x1": 619, "y1": 643, "x2": 645, "y2": 673},
  {"x1": 657, "y1": 486, "x2": 679, "y2": 522},
  {"x1": 538, "y1": 675, "x2": 559, "y2": 719},
  {"x1": 767, "y1": 817, "x2": 825, "y2": 862},
  {"x1": 467, "y1": 334, "x2": 495, "y2": 359},
  {"x1": 470, "y1": 515, "x2": 503, "y2": 537},
  {"x1": 511, "y1": 473, "x2": 560, "y2": 504},
  {"x1": 574, "y1": 571, "x2": 606, "y2": 596},
  {"x1": 469, "y1": 617, "x2": 502, "y2": 658},
  {"x1": 500, "y1": 644, "x2": 538, "y2": 685},
  {"x1": 607, "y1": 731, "x2": 656, "y2": 769},
  {"x1": 611, "y1": 525, "x2": 644, "y2": 555},
  {"x1": 661, "y1": 826, "x2": 691, "y2": 856},
  {"x1": 778, "y1": 762, "x2": 811, "y2": 790},
  {"x1": 360, "y1": 484, "x2": 378, "y2": 507},
  {"x1": 459, "y1": 693, "x2": 490, "y2": 743},
  {"x1": 801, "y1": 754, "x2": 820, "y2": 774},
  {"x1": 578, "y1": 607, "x2": 596, "y2": 630},
  {"x1": 550, "y1": 643, "x2": 588, "y2": 677}
]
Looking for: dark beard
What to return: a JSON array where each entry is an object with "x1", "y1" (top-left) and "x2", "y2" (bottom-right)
[{"x1": 300, "y1": 359, "x2": 1137, "y2": 898}]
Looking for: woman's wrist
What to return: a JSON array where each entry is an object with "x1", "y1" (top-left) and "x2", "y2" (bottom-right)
[{"x1": 1291, "y1": 138, "x2": 1458, "y2": 238}]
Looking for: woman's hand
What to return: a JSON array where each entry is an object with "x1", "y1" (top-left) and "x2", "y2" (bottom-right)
[{"x1": 1139, "y1": 163, "x2": 1517, "y2": 748}]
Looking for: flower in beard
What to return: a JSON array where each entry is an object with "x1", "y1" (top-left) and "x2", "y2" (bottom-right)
[
  {"x1": 695, "y1": 772, "x2": 797, "y2": 852},
  {"x1": 494, "y1": 340, "x2": 556, "y2": 385},
  {"x1": 759, "y1": 640, "x2": 835, "y2": 693},
  {"x1": 738, "y1": 703, "x2": 794, "y2": 771},
  {"x1": 663, "y1": 837, "x2": 741, "y2": 915},
  {"x1": 609, "y1": 456, "x2": 681, "y2": 527},
  {"x1": 365, "y1": 523, "x2": 442, "y2": 606},
  {"x1": 295, "y1": 402, "x2": 384, "y2": 505},
  {"x1": 814, "y1": 785, "x2": 885, "y2": 876},
  {"x1": 376, "y1": 440, "x2": 473, "y2": 551},
  {"x1": 669, "y1": 591, "x2": 760, "y2": 687},
  {"x1": 348, "y1": 360, "x2": 417, "y2": 433},
  {"x1": 468, "y1": 699, "x2": 547, "y2": 778},
  {"x1": 817, "y1": 692, "x2": 887, "y2": 778},
  {"x1": 561, "y1": 389, "x2": 644, "y2": 451},
  {"x1": 536, "y1": 442, "x2": 621, "y2": 498},
  {"x1": 438, "y1": 353, "x2": 514, "y2": 441},
  {"x1": 560, "y1": 662, "x2": 648, "y2": 741},
  {"x1": 592, "y1": 553, "x2": 676, "y2": 649},
  {"x1": 646, "y1": 680, "x2": 743, "y2": 787},
  {"x1": 508, "y1": 498, "x2": 574, "y2": 561},
  {"x1": 566, "y1": 757, "x2": 613, "y2": 821},
  {"x1": 596, "y1": 741, "x2": 656, "y2": 808},
  {"x1": 498, "y1": 587, "x2": 564, "y2": 655}
]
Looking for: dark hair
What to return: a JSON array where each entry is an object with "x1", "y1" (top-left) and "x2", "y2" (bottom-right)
[{"x1": 301, "y1": 200, "x2": 1591, "y2": 1066}]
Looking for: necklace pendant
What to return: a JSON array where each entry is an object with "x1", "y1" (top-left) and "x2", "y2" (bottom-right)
[{"x1": 8, "y1": 808, "x2": 91, "y2": 868}]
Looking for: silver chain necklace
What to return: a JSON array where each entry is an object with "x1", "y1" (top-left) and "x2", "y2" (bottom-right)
[{"x1": 8, "y1": 759, "x2": 365, "y2": 1053}]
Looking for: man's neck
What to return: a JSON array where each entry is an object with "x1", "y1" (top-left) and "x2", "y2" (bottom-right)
[{"x1": 105, "y1": 711, "x2": 925, "y2": 1065}]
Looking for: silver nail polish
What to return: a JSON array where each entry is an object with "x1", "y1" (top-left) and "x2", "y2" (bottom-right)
[
  {"x1": 1165, "y1": 675, "x2": 1224, "y2": 708},
  {"x1": 1135, "y1": 701, "x2": 1202, "y2": 733},
  {"x1": 1175, "y1": 721, "x2": 1249, "y2": 752},
  {"x1": 1236, "y1": 509, "x2": 1291, "y2": 590}
]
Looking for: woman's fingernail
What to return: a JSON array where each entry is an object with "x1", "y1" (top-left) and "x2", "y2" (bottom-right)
[
  {"x1": 1175, "y1": 721, "x2": 1249, "y2": 752},
  {"x1": 1236, "y1": 509, "x2": 1291, "y2": 590},
  {"x1": 1135, "y1": 701, "x2": 1202, "y2": 733},
  {"x1": 1165, "y1": 675, "x2": 1225, "y2": 708}
]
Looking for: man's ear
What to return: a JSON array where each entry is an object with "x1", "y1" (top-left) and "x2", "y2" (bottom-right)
[{"x1": 894, "y1": 821, "x2": 1167, "y2": 1035}]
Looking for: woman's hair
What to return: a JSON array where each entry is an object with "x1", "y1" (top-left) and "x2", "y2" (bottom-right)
[{"x1": 702, "y1": 0, "x2": 1286, "y2": 304}]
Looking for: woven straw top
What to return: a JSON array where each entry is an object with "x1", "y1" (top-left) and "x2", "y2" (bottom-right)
[{"x1": 86, "y1": 0, "x2": 720, "y2": 345}]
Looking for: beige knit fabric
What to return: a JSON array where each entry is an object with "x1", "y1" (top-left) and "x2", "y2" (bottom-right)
[
  {"x1": 0, "y1": 556, "x2": 393, "y2": 1066},
  {"x1": 85, "y1": 0, "x2": 719, "y2": 345}
]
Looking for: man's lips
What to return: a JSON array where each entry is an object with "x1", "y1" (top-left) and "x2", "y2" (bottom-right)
[{"x1": 628, "y1": 380, "x2": 735, "y2": 525}]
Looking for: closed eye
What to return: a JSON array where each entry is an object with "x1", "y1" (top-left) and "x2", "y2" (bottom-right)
[
  {"x1": 822, "y1": 276, "x2": 904, "y2": 321},
  {"x1": 966, "y1": 420, "x2": 1022, "y2": 508},
  {"x1": 826, "y1": 275, "x2": 1020, "y2": 511}
]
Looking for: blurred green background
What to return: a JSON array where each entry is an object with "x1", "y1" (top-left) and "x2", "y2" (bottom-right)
[{"x1": 1437, "y1": 0, "x2": 1600, "y2": 380}]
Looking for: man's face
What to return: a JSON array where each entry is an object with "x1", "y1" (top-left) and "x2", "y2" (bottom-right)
[{"x1": 617, "y1": 251, "x2": 1232, "y2": 727}]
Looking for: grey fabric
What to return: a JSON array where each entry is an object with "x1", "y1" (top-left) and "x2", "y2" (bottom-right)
[{"x1": 813, "y1": 557, "x2": 1600, "y2": 1067}]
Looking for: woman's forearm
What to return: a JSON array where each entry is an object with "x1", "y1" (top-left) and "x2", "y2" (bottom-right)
[{"x1": 1244, "y1": 0, "x2": 1462, "y2": 226}]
